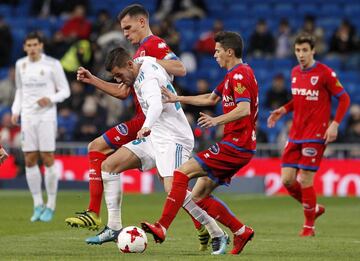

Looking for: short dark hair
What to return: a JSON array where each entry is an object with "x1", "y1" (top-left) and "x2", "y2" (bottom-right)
[
  {"x1": 24, "y1": 31, "x2": 43, "y2": 44},
  {"x1": 104, "y1": 47, "x2": 131, "y2": 71},
  {"x1": 294, "y1": 33, "x2": 316, "y2": 50},
  {"x1": 117, "y1": 4, "x2": 149, "y2": 22},
  {"x1": 214, "y1": 31, "x2": 243, "y2": 58}
]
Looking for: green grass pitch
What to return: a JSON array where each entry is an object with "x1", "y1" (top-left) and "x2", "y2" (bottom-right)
[{"x1": 0, "y1": 190, "x2": 359, "y2": 260}]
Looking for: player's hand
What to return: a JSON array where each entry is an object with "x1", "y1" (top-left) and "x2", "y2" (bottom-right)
[
  {"x1": 11, "y1": 114, "x2": 19, "y2": 126},
  {"x1": 161, "y1": 86, "x2": 178, "y2": 103},
  {"x1": 37, "y1": 97, "x2": 52, "y2": 107},
  {"x1": 197, "y1": 112, "x2": 218, "y2": 128},
  {"x1": 137, "y1": 127, "x2": 151, "y2": 139},
  {"x1": 267, "y1": 107, "x2": 286, "y2": 128},
  {"x1": 0, "y1": 147, "x2": 9, "y2": 165},
  {"x1": 324, "y1": 121, "x2": 339, "y2": 144},
  {"x1": 77, "y1": 66, "x2": 93, "y2": 84}
]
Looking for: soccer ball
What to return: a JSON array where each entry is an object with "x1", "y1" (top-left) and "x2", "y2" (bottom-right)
[{"x1": 117, "y1": 226, "x2": 148, "y2": 253}]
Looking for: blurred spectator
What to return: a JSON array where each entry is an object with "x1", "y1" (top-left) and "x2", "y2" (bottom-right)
[
  {"x1": 155, "y1": 0, "x2": 207, "y2": 21},
  {"x1": 265, "y1": 74, "x2": 291, "y2": 110},
  {"x1": 0, "y1": 16, "x2": 13, "y2": 67},
  {"x1": 298, "y1": 15, "x2": 326, "y2": 56},
  {"x1": 30, "y1": 0, "x2": 89, "y2": 17},
  {"x1": 256, "y1": 126, "x2": 268, "y2": 143},
  {"x1": 63, "y1": 80, "x2": 86, "y2": 112},
  {"x1": 275, "y1": 18, "x2": 293, "y2": 58},
  {"x1": 345, "y1": 104, "x2": 360, "y2": 134},
  {"x1": 0, "y1": 0, "x2": 19, "y2": 6},
  {"x1": 94, "y1": 22, "x2": 133, "y2": 75},
  {"x1": 151, "y1": 18, "x2": 180, "y2": 54},
  {"x1": 60, "y1": 5, "x2": 92, "y2": 41},
  {"x1": 341, "y1": 121, "x2": 360, "y2": 158},
  {"x1": 57, "y1": 105, "x2": 78, "y2": 141},
  {"x1": 0, "y1": 67, "x2": 15, "y2": 107},
  {"x1": 194, "y1": 19, "x2": 223, "y2": 55},
  {"x1": 74, "y1": 95, "x2": 107, "y2": 141},
  {"x1": 248, "y1": 19, "x2": 275, "y2": 58},
  {"x1": 61, "y1": 39, "x2": 92, "y2": 80},
  {"x1": 96, "y1": 89, "x2": 125, "y2": 128},
  {"x1": 90, "y1": 9, "x2": 113, "y2": 41},
  {"x1": 329, "y1": 19, "x2": 357, "y2": 56}
]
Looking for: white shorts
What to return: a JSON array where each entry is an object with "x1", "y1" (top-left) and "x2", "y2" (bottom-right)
[
  {"x1": 21, "y1": 120, "x2": 57, "y2": 152},
  {"x1": 124, "y1": 137, "x2": 191, "y2": 177}
]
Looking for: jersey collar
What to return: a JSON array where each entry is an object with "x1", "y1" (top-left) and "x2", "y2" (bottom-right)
[
  {"x1": 227, "y1": 63, "x2": 244, "y2": 73},
  {"x1": 301, "y1": 61, "x2": 317, "y2": 72},
  {"x1": 140, "y1": 35, "x2": 153, "y2": 45}
]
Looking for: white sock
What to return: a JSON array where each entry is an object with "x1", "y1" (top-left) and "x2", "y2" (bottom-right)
[
  {"x1": 44, "y1": 164, "x2": 58, "y2": 210},
  {"x1": 102, "y1": 171, "x2": 122, "y2": 231},
  {"x1": 25, "y1": 165, "x2": 43, "y2": 207},
  {"x1": 234, "y1": 225, "x2": 246, "y2": 236},
  {"x1": 183, "y1": 190, "x2": 223, "y2": 238}
]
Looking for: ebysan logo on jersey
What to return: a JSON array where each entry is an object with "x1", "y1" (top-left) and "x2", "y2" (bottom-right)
[
  {"x1": 223, "y1": 95, "x2": 235, "y2": 107},
  {"x1": 310, "y1": 76, "x2": 319, "y2": 85},
  {"x1": 292, "y1": 88, "x2": 319, "y2": 101}
]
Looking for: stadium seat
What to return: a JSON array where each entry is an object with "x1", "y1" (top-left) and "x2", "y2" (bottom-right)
[{"x1": 297, "y1": 4, "x2": 319, "y2": 15}]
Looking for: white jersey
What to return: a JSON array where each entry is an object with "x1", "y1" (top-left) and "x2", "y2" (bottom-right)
[
  {"x1": 134, "y1": 59, "x2": 194, "y2": 151},
  {"x1": 11, "y1": 54, "x2": 70, "y2": 121}
]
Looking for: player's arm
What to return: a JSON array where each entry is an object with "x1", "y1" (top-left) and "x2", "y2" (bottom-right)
[
  {"x1": 0, "y1": 143, "x2": 9, "y2": 165},
  {"x1": 162, "y1": 86, "x2": 220, "y2": 106},
  {"x1": 50, "y1": 60, "x2": 71, "y2": 103},
  {"x1": 77, "y1": 67, "x2": 131, "y2": 99},
  {"x1": 324, "y1": 90, "x2": 351, "y2": 144},
  {"x1": 137, "y1": 79, "x2": 163, "y2": 139},
  {"x1": 155, "y1": 59, "x2": 186, "y2": 77},
  {"x1": 198, "y1": 101, "x2": 250, "y2": 128},
  {"x1": 267, "y1": 99, "x2": 293, "y2": 128},
  {"x1": 11, "y1": 62, "x2": 22, "y2": 125}
]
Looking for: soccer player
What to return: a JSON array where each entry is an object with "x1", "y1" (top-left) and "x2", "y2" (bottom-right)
[
  {"x1": 85, "y1": 47, "x2": 229, "y2": 254},
  {"x1": 141, "y1": 31, "x2": 257, "y2": 255},
  {"x1": 11, "y1": 32, "x2": 70, "y2": 222},
  {"x1": 65, "y1": 4, "x2": 214, "y2": 251},
  {"x1": 267, "y1": 34, "x2": 351, "y2": 236}
]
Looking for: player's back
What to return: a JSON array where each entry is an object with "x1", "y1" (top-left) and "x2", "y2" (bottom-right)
[{"x1": 134, "y1": 60, "x2": 194, "y2": 151}]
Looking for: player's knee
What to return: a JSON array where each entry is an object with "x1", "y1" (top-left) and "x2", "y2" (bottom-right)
[{"x1": 281, "y1": 175, "x2": 294, "y2": 187}]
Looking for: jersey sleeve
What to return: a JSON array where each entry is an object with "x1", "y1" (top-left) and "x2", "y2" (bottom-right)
[
  {"x1": 144, "y1": 38, "x2": 178, "y2": 60},
  {"x1": 11, "y1": 61, "x2": 22, "y2": 115},
  {"x1": 323, "y1": 67, "x2": 346, "y2": 98},
  {"x1": 49, "y1": 60, "x2": 71, "y2": 103},
  {"x1": 230, "y1": 74, "x2": 251, "y2": 103},
  {"x1": 213, "y1": 79, "x2": 225, "y2": 97}
]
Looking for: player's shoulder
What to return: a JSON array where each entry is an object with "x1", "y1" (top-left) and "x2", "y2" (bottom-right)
[
  {"x1": 291, "y1": 64, "x2": 301, "y2": 74},
  {"x1": 15, "y1": 56, "x2": 27, "y2": 66},
  {"x1": 42, "y1": 54, "x2": 60, "y2": 64},
  {"x1": 230, "y1": 63, "x2": 254, "y2": 80},
  {"x1": 316, "y1": 61, "x2": 335, "y2": 74},
  {"x1": 144, "y1": 35, "x2": 168, "y2": 49}
]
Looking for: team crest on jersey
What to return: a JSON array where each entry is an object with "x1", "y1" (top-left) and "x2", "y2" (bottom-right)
[
  {"x1": 116, "y1": 123, "x2": 128, "y2": 136},
  {"x1": 292, "y1": 77, "x2": 296, "y2": 83},
  {"x1": 233, "y1": 73, "x2": 243, "y2": 80},
  {"x1": 208, "y1": 144, "x2": 220, "y2": 154},
  {"x1": 235, "y1": 83, "x2": 246, "y2": 94},
  {"x1": 302, "y1": 147, "x2": 317, "y2": 157},
  {"x1": 140, "y1": 50, "x2": 146, "y2": 57},
  {"x1": 310, "y1": 76, "x2": 319, "y2": 85}
]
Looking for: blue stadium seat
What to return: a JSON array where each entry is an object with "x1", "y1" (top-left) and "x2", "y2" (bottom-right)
[
  {"x1": 0, "y1": 5, "x2": 13, "y2": 17},
  {"x1": 322, "y1": 57, "x2": 342, "y2": 72},
  {"x1": 273, "y1": 3, "x2": 297, "y2": 18},
  {"x1": 297, "y1": 4, "x2": 319, "y2": 15}
]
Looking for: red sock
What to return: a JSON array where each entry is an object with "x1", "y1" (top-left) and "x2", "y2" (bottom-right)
[
  {"x1": 183, "y1": 190, "x2": 202, "y2": 229},
  {"x1": 88, "y1": 151, "x2": 107, "y2": 215},
  {"x1": 285, "y1": 180, "x2": 302, "y2": 203},
  {"x1": 158, "y1": 171, "x2": 189, "y2": 229},
  {"x1": 302, "y1": 186, "x2": 316, "y2": 227},
  {"x1": 196, "y1": 195, "x2": 243, "y2": 233}
]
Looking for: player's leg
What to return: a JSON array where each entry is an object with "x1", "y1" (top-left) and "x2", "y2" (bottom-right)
[
  {"x1": 38, "y1": 120, "x2": 57, "y2": 222},
  {"x1": 24, "y1": 151, "x2": 44, "y2": 222},
  {"x1": 192, "y1": 177, "x2": 253, "y2": 255},
  {"x1": 141, "y1": 158, "x2": 203, "y2": 242},
  {"x1": 281, "y1": 142, "x2": 303, "y2": 202},
  {"x1": 22, "y1": 120, "x2": 44, "y2": 222},
  {"x1": 39, "y1": 151, "x2": 56, "y2": 222},
  {"x1": 86, "y1": 139, "x2": 149, "y2": 245},
  {"x1": 298, "y1": 169, "x2": 316, "y2": 236}
]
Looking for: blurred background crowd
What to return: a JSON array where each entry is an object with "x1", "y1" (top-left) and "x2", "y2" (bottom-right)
[{"x1": 0, "y1": 0, "x2": 359, "y2": 163}]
